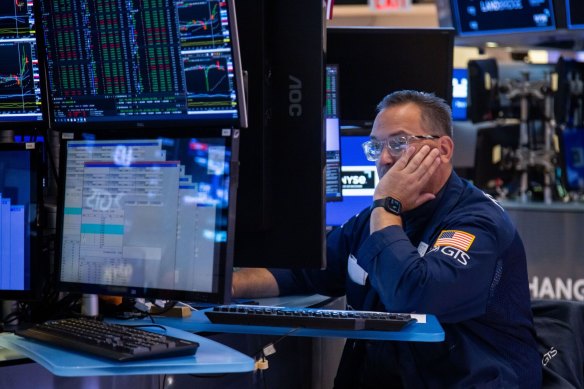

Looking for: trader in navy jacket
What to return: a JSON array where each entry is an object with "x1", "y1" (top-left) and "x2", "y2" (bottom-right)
[{"x1": 233, "y1": 90, "x2": 541, "y2": 388}]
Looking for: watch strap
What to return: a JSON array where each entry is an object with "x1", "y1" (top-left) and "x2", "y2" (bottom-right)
[{"x1": 370, "y1": 197, "x2": 402, "y2": 215}]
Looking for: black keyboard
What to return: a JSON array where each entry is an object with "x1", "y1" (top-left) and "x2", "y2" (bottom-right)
[
  {"x1": 205, "y1": 305, "x2": 416, "y2": 331},
  {"x1": 15, "y1": 318, "x2": 200, "y2": 362}
]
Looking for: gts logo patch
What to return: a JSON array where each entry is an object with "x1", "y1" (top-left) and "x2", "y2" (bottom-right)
[{"x1": 428, "y1": 245, "x2": 470, "y2": 265}]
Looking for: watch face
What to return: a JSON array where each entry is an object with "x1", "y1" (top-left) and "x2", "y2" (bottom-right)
[
  {"x1": 385, "y1": 197, "x2": 401, "y2": 215},
  {"x1": 371, "y1": 197, "x2": 401, "y2": 215}
]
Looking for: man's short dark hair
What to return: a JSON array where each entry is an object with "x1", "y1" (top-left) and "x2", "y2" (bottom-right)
[{"x1": 376, "y1": 90, "x2": 453, "y2": 138}]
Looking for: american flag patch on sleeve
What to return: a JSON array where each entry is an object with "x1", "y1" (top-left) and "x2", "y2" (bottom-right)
[{"x1": 434, "y1": 230, "x2": 475, "y2": 251}]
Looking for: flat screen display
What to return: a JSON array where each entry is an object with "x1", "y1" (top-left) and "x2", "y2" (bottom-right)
[
  {"x1": 326, "y1": 134, "x2": 378, "y2": 227},
  {"x1": 451, "y1": 0, "x2": 556, "y2": 36},
  {"x1": 560, "y1": 128, "x2": 584, "y2": 191},
  {"x1": 56, "y1": 130, "x2": 238, "y2": 304},
  {"x1": 0, "y1": 1, "x2": 44, "y2": 125},
  {"x1": 326, "y1": 64, "x2": 342, "y2": 201},
  {"x1": 0, "y1": 143, "x2": 42, "y2": 300},
  {"x1": 452, "y1": 67, "x2": 468, "y2": 121},
  {"x1": 566, "y1": 0, "x2": 584, "y2": 29},
  {"x1": 38, "y1": 0, "x2": 247, "y2": 130}
]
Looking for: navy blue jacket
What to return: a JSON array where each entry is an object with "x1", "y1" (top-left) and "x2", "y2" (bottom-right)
[{"x1": 271, "y1": 172, "x2": 541, "y2": 388}]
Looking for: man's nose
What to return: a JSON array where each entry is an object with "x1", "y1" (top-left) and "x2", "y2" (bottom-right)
[{"x1": 378, "y1": 145, "x2": 396, "y2": 164}]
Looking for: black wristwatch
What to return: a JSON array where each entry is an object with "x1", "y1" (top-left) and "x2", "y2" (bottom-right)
[{"x1": 370, "y1": 196, "x2": 402, "y2": 216}]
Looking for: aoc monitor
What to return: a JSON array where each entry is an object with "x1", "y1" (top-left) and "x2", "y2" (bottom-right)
[
  {"x1": 0, "y1": 1, "x2": 45, "y2": 127},
  {"x1": 326, "y1": 27, "x2": 454, "y2": 128},
  {"x1": 0, "y1": 142, "x2": 43, "y2": 300},
  {"x1": 233, "y1": 0, "x2": 326, "y2": 269},
  {"x1": 38, "y1": 0, "x2": 247, "y2": 130},
  {"x1": 55, "y1": 129, "x2": 239, "y2": 304}
]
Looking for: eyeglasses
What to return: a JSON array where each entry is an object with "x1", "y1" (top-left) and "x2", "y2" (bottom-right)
[{"x1": 362, "y1": 135, "x2": 441, "y2": 161}]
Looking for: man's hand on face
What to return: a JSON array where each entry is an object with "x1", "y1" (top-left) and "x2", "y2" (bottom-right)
[{"x1": 374, "y1": 144, "x2": 441, "y2": 212}]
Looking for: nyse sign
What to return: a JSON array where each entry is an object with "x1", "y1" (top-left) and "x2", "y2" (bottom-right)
[{"x1": 341, "y1": 165, "x2": 378, "y2": 197}]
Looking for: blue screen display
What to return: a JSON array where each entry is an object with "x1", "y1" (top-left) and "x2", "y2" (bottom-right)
[
  {"x1": 561, "y1": 128, "x2": 584, "y2": 191},
  {"x1": 326, "y1": 135, "x2": 377, "y2": 226},
  {"x1": 0, "y1": 148, "x2": 34, "y2": 292},
  {"x1": 452, "y1": 68, "x2": 468, "y2": 121}
]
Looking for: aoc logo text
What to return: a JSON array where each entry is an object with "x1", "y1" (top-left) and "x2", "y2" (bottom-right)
[{"x1": 288, "y1": 75, "x2": 302, "y2": 117}]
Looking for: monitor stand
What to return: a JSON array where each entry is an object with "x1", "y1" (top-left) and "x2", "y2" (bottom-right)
[
  {"x1": 1, "y1": 301, "x2": 16, "y2": 326},
  {"x1": 81, "y1": 294, "x2": 99, "y2": 317}
]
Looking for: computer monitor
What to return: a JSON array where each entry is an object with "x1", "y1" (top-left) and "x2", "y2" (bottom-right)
[
  {"x1": 326, "y1": 64, "x2": 342, "y2": 202},
  {"x1": 326, "y1": 27, "x2": 454, "y2": 128},
  {"x1": 554, "y1": 57, "x2": 584, "y2": 126},
  {"x1": 566, "y1": 0, "x2": 584, "y2": 29},
  {"x1": 37, "y1": 0, "x2": 247, "y2": 130},
  {"x1": 467, "y1": 58, "x2": 500, "y2": 123},
  {"x1": 326, "y1": 131, "x2": 378, "y2": 227},
  {"x1": 473, "y1": 123, "x2": 520, "y2": 193},
  {"x1": 0, "y1": 142, "x2": 43, "y2": 300},
  {"x1": 326, "y1": 117, "x2": 343, "y2": 202},
  {"x1": 452, "y1": 68, "x2": 468, "y2": 121},
  {"x1": 559, "y1": 127, "x2": 584, "y2": 192},
  {"x1": 0, "y1": 1, "x2": 45, "y2": 127},
  {"x1": 55, "y1": 129, "x2": 238, "y2": 304},
  {"x1": 437, "y1": 0, "x2": 556, "y2": 36},
  {"x1": 233, "y1": 0, "x2": 326, "y2": 269}
]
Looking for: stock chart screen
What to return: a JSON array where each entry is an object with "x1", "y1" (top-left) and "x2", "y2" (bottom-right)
[
  {"x1": 0, "y1": 0, "x2": 44, "y2": 124},
  {"x1": 39, "y1": 0, "x2": 245, "y2": 129}
]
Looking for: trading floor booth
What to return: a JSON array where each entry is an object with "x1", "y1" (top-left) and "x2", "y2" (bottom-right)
[{"x1": 4, "y1": 0, "x2": 584, "y2": 387}]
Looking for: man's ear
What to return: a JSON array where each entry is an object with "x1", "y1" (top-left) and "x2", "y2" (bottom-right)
[{"x1": 438, "y1": 136, "x2": 454, "y2": 163}]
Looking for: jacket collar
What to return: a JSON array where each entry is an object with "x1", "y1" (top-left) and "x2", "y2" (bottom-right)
[{"x1": 402, "y1": 172, "x2": 465, "y2": 237}]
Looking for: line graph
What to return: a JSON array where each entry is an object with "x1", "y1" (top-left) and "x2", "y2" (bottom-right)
[
  {"x1": 0, "y1": 42, "x2": 39, "y2": 113},
  {"x1": 184, "y1": 56, "x2": 229, "y2": 92},
  {"x1": 183, "y1": 54, "x2": 234, "y2": 109},
  {"x1": 0, "y1": 0, "x2": 32, "y2": 40},
  {"x1": 177, "y1": 0, "x2": 229, "y2": 49}
]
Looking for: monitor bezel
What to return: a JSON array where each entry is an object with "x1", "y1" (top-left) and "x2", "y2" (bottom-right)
[
  {"x1": 0, "y1": 142, "x2": 44, "y2": 301},
  {"x1": 37, "y1": 0, "x2": 248, "y2": 132},
  {"x1": 54, "y1": 128, "x2": 238, "y2": 305}
]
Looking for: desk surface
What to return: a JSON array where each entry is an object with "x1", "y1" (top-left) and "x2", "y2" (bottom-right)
[{"x1": 0, "y1": 326, "x2": 254, "y2": 377}]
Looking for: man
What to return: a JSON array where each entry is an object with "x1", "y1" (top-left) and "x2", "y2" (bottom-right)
[{"x1": 233, "y1": 90, "x2": 541, "y2": 388}]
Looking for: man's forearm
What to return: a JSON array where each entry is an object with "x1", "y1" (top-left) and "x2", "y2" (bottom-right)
[{"x1": 232, "y1": 268, "x2": 280, "y2": 298}]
